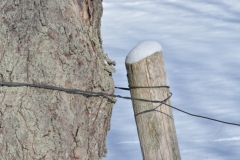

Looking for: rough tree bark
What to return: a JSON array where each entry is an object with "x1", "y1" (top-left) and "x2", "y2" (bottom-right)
[{"x1": 0, "y1": 0, "x2": 115, "y2": 159}]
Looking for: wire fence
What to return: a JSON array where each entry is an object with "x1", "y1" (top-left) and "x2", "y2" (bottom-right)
[{"x1": 0, "y1": 81, "x2": 240, "y2": 127}]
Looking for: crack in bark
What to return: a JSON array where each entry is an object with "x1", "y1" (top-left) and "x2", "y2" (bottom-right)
[
  {"x1": 0, "y1": 45, "x2": 5, "y2": 63},
  {"x1": 15, "y1": 129, "x2": 24, "y2": 159},
  {"x1": 18, "y1": 110, "x2": 34, "y2": 134},
  {"x1": 0, "y1": 92, "x2": 6, "y2": 107}
]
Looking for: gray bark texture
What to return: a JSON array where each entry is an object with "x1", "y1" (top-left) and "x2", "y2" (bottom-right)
[{"x1": 0, "y1": 0, "x2": 116, "y2": 159}]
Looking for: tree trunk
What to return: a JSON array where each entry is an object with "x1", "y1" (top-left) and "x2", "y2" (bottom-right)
[{"x1": 0, "y1": 0, "x2": 115, "y2": 159}]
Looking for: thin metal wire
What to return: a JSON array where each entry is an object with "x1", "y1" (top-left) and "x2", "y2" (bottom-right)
[
  {"x1": 1, "y1": 81, "x2": 240, "y2": 127},
  {"x1": 135, "y1": 93, "x2": 173, "y2": 118},
  {"x1": 115, "y1": 86, "x2": 169, "y2": 90}
]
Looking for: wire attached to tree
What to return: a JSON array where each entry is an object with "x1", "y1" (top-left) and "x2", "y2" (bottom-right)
[{"x1": 0, "y1": 81, "x2": 240, "y2": 127}]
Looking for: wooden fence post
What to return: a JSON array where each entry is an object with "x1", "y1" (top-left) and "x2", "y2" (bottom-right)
[{"x1": 125, "y1": 41, "x2": 181, "y2": 160}]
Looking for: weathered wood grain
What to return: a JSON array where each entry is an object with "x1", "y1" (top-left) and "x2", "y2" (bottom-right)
[{"x1": 126, "y1": 51, "x2": 181, "y2": 160}]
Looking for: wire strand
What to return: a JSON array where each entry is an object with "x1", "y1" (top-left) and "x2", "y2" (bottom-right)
[
  {"x1": 115, "y1": 86, "x2": 169, "y2": 90},
  {"x1": 1, "y1": 81, "x2": 240, "y2": 127}
]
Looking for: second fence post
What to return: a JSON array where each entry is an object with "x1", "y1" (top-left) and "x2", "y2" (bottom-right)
[{"x1": 125, "y1": 41, "x2": 181, "y2": 160}]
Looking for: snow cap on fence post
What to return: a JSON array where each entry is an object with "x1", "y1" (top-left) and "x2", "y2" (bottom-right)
[{"x1": 126, "y1": 40, "x2": 162, "y2": 64}]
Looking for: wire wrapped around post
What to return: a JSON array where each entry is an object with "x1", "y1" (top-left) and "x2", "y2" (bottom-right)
[{"x1": 125, "y1": 50, "x2": 181, "y2": 160}]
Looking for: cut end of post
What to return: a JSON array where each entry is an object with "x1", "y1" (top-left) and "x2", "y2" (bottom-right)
[{"x1": 125, "y1": 40, "x2": 162, "y2": 64}]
